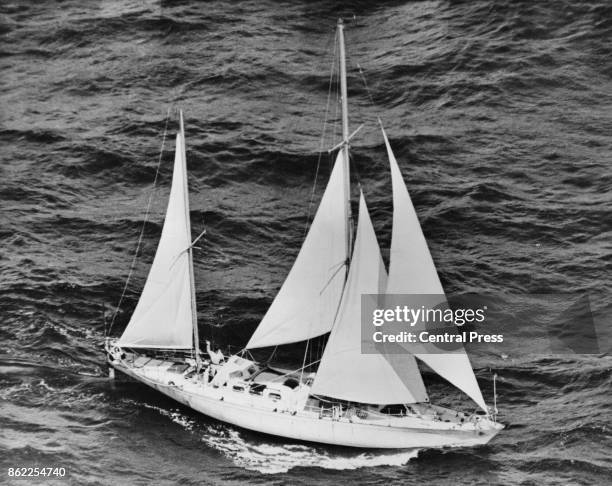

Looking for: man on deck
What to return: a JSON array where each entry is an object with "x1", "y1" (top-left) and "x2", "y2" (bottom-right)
[{"x1": 205, "y1": 340, "x2": 225, "y2": 365}]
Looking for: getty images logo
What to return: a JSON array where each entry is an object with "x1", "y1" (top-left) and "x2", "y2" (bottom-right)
[{"x1": 371, "y1": 305, "x2": 488, "y2": 327}]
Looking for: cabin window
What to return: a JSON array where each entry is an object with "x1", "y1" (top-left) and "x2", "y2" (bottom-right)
[
  {"x1": 249, "y1": 384, "x2": 266, "y2": 395},
  {"x1": 356, "y1": 409, "x2": 369, "y2": 419},
  {"x1": 380, "y1": 404, "x2": 407, "y2": 415},
  {"x1": 283, "y1": 378, "x2": 299, "y2": 389},
  {"x1": 232, "y1": 384, "x2": 245, "y2": 392},
  {"x1": 268, "y1": 392, "x2": 281, "y2": 401}
]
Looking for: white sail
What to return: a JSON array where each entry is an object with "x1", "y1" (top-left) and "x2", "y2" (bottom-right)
[
  {"x1": 311, "y1": 193, "x2": 428, "y2": 404},
  {"x1": 382, "y1": 127, "x2": 487, "y2": 411},
  {"x1": 117, "y1": 133, "x2": 194, "y2": 349},
  {"x1": 246, "y1": 152, "x2": 348, "y2": 349}
]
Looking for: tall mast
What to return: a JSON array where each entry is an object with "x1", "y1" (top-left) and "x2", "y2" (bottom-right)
[
  {"x1": 337, "y1": 18, "x2": 353, "y2": 259},
  {"x1": 179, "y1": 110, "x2": 202, "y2": 369}
]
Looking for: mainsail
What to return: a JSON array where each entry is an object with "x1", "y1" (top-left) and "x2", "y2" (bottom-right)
[
  {"x1": 311, "y1": 193, "x2": 428, "y2": 404},
  {"x1": 382, "y1": 126, "x2": 487, "y2": 411},
  {"x1": 246, "y1": 151, "x2": 349, "y2": 349},
  {"x1": 117, "y1": 131, "x2": 194, "y2": 349}
]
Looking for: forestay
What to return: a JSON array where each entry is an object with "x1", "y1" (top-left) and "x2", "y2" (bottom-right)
[
  {"x1": 382, "y1": 127, "x2": 487, "y2": 411},
  {"x1": 311, "y1": 193, "x2": 428, "y2": 404},
  {"x1": 117, "y1": 133, "x2": 194, "y2": 349},
  {"x1": 246, "y1": 152, "x2": 349, "y2": 349}
]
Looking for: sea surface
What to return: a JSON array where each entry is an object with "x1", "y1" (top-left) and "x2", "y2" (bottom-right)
[{"x1": 1, "y1": 1, "x2": 611, "y2": 485}]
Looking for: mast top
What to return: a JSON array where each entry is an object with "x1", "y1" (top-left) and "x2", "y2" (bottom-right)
[{"x1": 336, "y1": 15, "x2": 352, "y2": 258}]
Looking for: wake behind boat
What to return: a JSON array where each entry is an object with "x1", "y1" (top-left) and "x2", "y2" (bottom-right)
[{"x1": 105, "y1": 19, "x2": 503, "y2": 449}]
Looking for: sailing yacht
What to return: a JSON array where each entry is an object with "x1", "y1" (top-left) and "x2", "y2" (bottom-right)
[{"x1": 105, "y1": 20, "x2": 503, "y2": 449}]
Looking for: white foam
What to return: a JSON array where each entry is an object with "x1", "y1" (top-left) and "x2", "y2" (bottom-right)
[
  {"x1": 142, "y1": 403, "x2": 196, "y2": 431},
  {"x1": 145, "y1": 404, "x2": 420, "y2": 474},
  {"x1": 199, "y1": 423, "x2": 420, "y2": 474}
]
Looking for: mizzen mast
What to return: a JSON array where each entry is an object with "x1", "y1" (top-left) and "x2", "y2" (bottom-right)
[{"x1": 337, "y1": 18, "x2": 353, "y2": 258}]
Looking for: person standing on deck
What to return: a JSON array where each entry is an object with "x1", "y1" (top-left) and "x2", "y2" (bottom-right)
[{"x1": 205, "y1": 340, "x2": 225, "y2": 365}]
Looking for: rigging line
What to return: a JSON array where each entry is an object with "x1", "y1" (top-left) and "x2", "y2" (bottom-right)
[
  {"x1": 268, "y1": 359, "x2": 322, "y2": 384},
  {"x1": 300, "y1": 30, "x2": 346, "y2": 382},
  {"x1": 302, "y1": 28, "x2": 338, "y2": 239},
  {"x1": 167, "y1": 224, "x2": 207, "y2": 269},
  {"x1": 108, "y1": 106, "x2": 172, "y2": 335},
  {"x1": 308, "y1": 336, "x2": 312, "y2": 372},
  {"x1": 300, "y1": 335, "x2": 310, "y2": 385},
  {"x1": 354, "y1": 60, "x2": 393, "y2": 171},
  {"x1": 345, "y1": 43, "x2": 379, "y2": 131},
  {"x1": 319, "y1": 260, "x2": 346, "y2": 295},
  {"x1": 345, "y1": 41, "x2": 376, "y2": 111},
  {"x1": 267, "y1": 345, "x2": 278, "y2": 364},
  {"x1": 299, "y1": 28, "x2": 338, "y2": 384},
  {"x1": 356, "y1": 62, "x2": 376, "y2": 106}
]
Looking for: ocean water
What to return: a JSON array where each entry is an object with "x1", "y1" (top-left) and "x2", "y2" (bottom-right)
[{"x1": 1, "y1": 1, "x2": 611, "y2": 485}]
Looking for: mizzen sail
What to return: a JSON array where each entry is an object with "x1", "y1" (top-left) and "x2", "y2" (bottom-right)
[
  {"x1": 311, "y1": 193, "x2": 428, "y2": 404},
  {"x1": 246, "y1": 151, "x2": 349, "y2": 349},
  {"x1": 382, "y1": 126, "x2": 487, "y2": 411},
  {"x1": 117, "y1": 132, "x2": 194, "y2": 349}
]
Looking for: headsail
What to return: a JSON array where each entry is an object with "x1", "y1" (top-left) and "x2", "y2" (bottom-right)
[
  {"x1": 311, "y1": 193, "x2": 428, "y2": 404},
  {"x1": 117, "y1": 132, "x2": 194, "y2": 349},
  {"x1": 382, "y1": 126, "x2": 487, "y2": 411},
  {"x1": 246, "y1": 151, "x2": 349, "y2": 349}
]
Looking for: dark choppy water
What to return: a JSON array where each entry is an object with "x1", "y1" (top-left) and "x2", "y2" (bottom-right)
[{"x1": 1, "y1": 1, "x2": 611, "y2": 484}]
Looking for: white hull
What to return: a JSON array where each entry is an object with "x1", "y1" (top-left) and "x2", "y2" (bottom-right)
[{"x1": 108, "y1": 350, "x2": 503, "y2": 450}]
